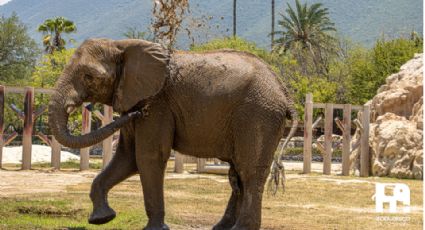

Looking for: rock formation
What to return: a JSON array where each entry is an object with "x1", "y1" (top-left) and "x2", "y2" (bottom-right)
[{"x1": 351, "y1": 54, "x2": 423, "y2": 179}]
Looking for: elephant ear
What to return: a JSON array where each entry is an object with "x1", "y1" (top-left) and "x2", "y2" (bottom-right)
[{"x1": 113, "y1": 41, "x2": 169, "y2": 113}]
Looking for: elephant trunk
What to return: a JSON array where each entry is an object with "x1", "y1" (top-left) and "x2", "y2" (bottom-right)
[{"x1": 48, "y1": 82, "x2": 140, "y2": 149}]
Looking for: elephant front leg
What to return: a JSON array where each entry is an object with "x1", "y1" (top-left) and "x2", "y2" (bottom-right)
[
  {"x1": 89, "y1": 128, "x2": 137, "y2": 225},
  {"x1": 138, "y1": 153, "x2": 169, "y2": 230}
]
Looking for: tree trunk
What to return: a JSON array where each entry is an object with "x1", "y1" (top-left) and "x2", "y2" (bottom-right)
[
  {"x1": 233, "y1": 0, "x2": 237, "y2": 37},
  {"x1": 271, "y1": 0, "x2": 275, "y2": 49}
]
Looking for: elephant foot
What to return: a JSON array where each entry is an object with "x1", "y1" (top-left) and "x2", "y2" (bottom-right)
[
  {"x1": 213, "y1": 220, "x2": 235, "y2": 230},
  {"x1": 88, "y1": 206, "x2": 116, "y2": 225},
  {"x1": 143, "y1": 223, "x2": 169, "y2": 230}
]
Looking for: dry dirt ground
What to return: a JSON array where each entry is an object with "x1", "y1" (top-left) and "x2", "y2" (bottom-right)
[{"x1": 0, "y1": 165, "x2": 422, "y2": 230}]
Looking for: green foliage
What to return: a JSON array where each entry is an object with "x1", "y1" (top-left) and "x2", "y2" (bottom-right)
[
  {"x1": 191, "y1": 36, "x2": 271, "y2": 60},
  {"x1": 32, "y1": 49, "x2": 75, "y2": 88},
  {"x1": 31, "y1": 49, "x2": 83, "y2": 135},
  {"x1": 0, "y1": 13, "x2": 39, "y2": 133},
  {"x1": 37, "y1": 17, "x2": 76, "y2": 54},
  {"x1": 123, "y1": 26, "x2": 153, "y2": 41},
  {"x1": 347, "y1": 37, "x2": 423, "y2": 105},
  {"x1": 273, "y1": 0, "x2": 336, "y2": 52},
  {"x1": 371, "y1": 37, "x2": 423, "y2": 90},
  {"x1": 0, "y1": 13, "x2": 39, "y2": 85},
  {"x1": 288, "y1": 73, "x2": 338, "y2": 116}
]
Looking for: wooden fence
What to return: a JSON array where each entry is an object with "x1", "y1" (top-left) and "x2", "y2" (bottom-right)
[
  {"x1": 303, "y1": 93, "x2": 370, "y2": 177},
  {"x1": 0, "y1": 85, "x2": 115, "y2": 170},
  {"x1": 0, "y1": 87, "x2": 370, "y2": 177}
]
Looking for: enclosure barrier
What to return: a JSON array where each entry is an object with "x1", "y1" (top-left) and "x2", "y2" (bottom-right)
[
  {"x1": 174, "y1": 152, "x2": 229, "y2": 174},
  {"x1": 303, "y1": 93, "x2": 370, "y2": 177},
  {"x1": 0, "y1": 85, "x2": 114, "y2": 170}
]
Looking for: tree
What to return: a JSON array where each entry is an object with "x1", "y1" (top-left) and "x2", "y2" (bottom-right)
[
  {"x1": 32, "y1": 49, "x2": 75, "y2": 88},
  {"x1": 271, "y1": 0, "x2": 275, "y2": 49},
  {"x1": 0, "y1": 13, "x2": 38, "y2": 85},
  {"x1": 273, "y1": 0, "x2": 336, "y2": 53},
  {"x1": 37, "y1": 17, "x2": 76, "y2": 54},
  {"x1": 272, "y1": 0, "x2": 337, "y2": 76},
  {"x1": 233, "y1": 0, "x2": 237, "y2": 37},
  {"x1": 123, "y1": 27, "x2": 153, "y2": 40}
]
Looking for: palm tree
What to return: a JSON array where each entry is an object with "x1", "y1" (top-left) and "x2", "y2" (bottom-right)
[
  {"x1": 271, "y1": 0, "x2": 275, "y2": 49},
  {"x1": 123, "y1": 27, "x2": 152, "y2": 40},
  {"x1": 272, "y1": 0, "x2": 336, "y2": 54},
  {"x1": 38, "y1": 17, "x2": 76, "y2": 54},
  {"x1": 233, "y1": 0, "x2": 237, "y2": 37}
]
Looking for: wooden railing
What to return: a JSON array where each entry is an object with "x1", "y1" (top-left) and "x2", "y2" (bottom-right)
[
  {"x1": 0, "y1": 85, "x2": 115, "y2": 170},
  {"x1": 303, "y1": 93, "x2": 370, "y2": 177}
]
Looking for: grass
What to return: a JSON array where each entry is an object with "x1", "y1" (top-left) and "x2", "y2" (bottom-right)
[{"x1": 0, "y1": 164, "x2": 422, "y2": 229}]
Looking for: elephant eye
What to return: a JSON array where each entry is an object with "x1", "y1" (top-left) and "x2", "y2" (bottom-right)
[{"x1": 85, "y1": 74, "x2": 94, "y2": 81}]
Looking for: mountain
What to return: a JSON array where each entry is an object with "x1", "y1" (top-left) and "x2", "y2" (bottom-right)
[{"x1": 0, "y1": 0, "x2": 422, "y2": 49}]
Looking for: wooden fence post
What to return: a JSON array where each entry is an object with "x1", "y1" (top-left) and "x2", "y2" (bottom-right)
[
  {"x1": 360, "y1": 105, "x2": 370, "y2": 177},
  {"x1": 197, "y1": 158, "x2": 206, "y2": 173},
  {"x1": 80, "y1": 103, "x2": 91, "y2": 170},
  {"x1": 0, "y1": 85, "x2": 4, "y2": 169},
  {"x1": 22, "y1": 87, "x2": 34, "y2": 170},
  {"x1": 342, "y1": 104, "x2": 352, "y2": 176},
  {"x1": 102, "y1": 105, "x2": 113, "y2": 168},
  {"x1": 323, "y1": 103, "x2": 333, "y2": 175},
  {"x1": 51, "y1": 136, "x2": 61, "y2": 169},
  {"x1": 174, "y1": 151, "x2": 184, "y2": 173},
  {"x1": 303, "y1": 93, "x2": 313, "y2": 173}
]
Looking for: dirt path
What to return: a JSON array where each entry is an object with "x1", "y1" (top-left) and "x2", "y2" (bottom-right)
[
  {"x1": 0, "y1": 166, "x2": 363, "y2": 197},
  {"x1": 0, "y1": 170, "x2": 233, "y2": 196}
]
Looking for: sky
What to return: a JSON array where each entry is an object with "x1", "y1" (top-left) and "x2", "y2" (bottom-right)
[{"x1": 0, "y1": 0, "x2": 11, "y2": 6}]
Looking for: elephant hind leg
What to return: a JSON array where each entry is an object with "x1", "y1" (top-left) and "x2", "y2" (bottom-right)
[
  {"x1": 230, "y1": 116, "x2": 284, "y2": 230},
  {"x1": 89, "y1": 127, "x2": 138, "y2": 225},
  {"x1": 213, "y1": 163, "x2": 243, "y2": 230}
]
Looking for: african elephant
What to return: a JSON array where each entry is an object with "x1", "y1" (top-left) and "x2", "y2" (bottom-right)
[{"x1": 48, "y1": 38, "x2": 297, "y2": 230}]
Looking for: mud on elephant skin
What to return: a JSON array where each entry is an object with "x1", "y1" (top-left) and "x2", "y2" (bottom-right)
[{"x1": 48, "y1": 38, "x2": 298, "y2": 230}]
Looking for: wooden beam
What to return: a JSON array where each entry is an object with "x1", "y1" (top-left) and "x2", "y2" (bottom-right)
[
  {"x1": 51, "y1": 136, "x2": 61, "y2": 170},
  {"x1": 312, "y1": 116, "x2": 322, "y2": 129},
  {"x1": 80, "y1": 103, "x2": 91, "y2": 170},
  {"x1": 102, "y1": 105, "x2": 113, "y2": 168},
  {"x1": 4, "y1": 86, "x2": 54, "y2": 95},
  {"x1": 323, "y1": 103, "x2": 333, "y2": 175},
  {"x1": 313, "y1": 103, "x2": 363, "y2": 111},
  {"x1": 360, "y1": 105, "x2": 370, "y2": 177},
  {"x1": 316, "y1": 142, "x2": 326, "y2": 155},
  {"x1": 4, "y1": 132, "x2": 18, "y2": 146},
  {"x1": 197, "y1": 158, "x2": 206, "y2": 173},
  {"x1": 35, "y1": 132, "x2": 51, "y2": 146},
  {"x1": 335, "y1": 117, "x2": 345, "y2": 133},
  {"x1": 303, "y1": 93, "x2": 313, "y2": 174},
  {"x1": 22, "y1": 87, "x2": 34, "y2": 170},
  {"x1": 174, "y1": 151, "x2": 184, "y2": 173},
  {"x1": 351, "y1": 139, "x2": 361, "y2": 153},
  {"x1": 342, "y1": 104, "x2": 352, "y2": 176}
]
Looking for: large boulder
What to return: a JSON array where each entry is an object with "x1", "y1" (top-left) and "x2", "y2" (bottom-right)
[
  {"x1": 370, "y1": 113, "x2": 423, "y2": 179},
  {"x1": 351, "y1": 54, "x2": 423, "y2": 179}
]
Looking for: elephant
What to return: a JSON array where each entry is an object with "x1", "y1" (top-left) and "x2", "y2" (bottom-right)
[{"x1": 48, "y1": 38, "x2": 298, "y2": 230}]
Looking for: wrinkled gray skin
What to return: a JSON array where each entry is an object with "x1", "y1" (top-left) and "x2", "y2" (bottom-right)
[{"x1": 48, "y1": 39, "x2": 297, "y2": 230}]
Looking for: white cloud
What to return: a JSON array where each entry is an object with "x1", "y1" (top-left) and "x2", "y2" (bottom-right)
[{"x1": 0, "y1": 0, "x2": 12, "y2": 6}]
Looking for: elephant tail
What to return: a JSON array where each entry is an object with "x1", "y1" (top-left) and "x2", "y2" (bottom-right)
[{"x1": 268, "y1": 105, "x2": 299, "y2": 195}]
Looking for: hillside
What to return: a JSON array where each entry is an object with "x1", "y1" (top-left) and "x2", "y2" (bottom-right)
[{"x1": 0, "y1": 0, "x2": 422, "y2": 49}]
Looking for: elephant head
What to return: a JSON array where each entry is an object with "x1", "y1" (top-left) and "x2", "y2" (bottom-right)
[{"x1": 48, "y1": 39, "x2": 169, "y2": 148}]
